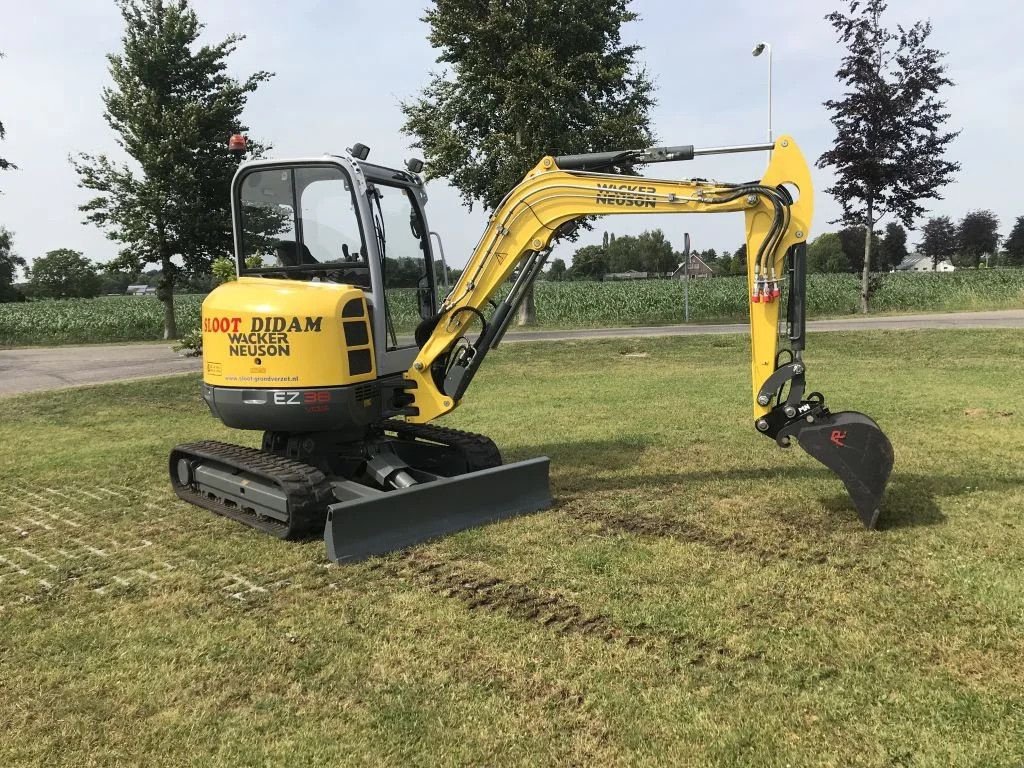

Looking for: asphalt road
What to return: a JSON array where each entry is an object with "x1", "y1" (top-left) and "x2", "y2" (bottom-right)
[{"x1": 2, "y1": 309, "x2": 1021, "y2": 397}]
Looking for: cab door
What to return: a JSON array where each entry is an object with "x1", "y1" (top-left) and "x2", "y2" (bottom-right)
[{"x1": 363, "y1": 175, "x2": 437, "y2": 376}]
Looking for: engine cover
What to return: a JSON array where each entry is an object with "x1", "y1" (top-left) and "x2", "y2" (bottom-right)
[{"x1": 201, "y1": 277, "x2": 376, "y2": 389}]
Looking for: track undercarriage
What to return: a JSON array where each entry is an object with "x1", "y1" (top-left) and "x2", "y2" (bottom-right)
[{"x1": 170, "y1": 421, "x2": 552, "y2": 563}]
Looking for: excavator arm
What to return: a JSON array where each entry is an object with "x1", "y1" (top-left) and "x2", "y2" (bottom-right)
[{"x1": 404, "y1": 136, "x2": 894, "y2": 527}]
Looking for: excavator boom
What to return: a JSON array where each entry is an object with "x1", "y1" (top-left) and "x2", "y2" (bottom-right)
[{"x1": 401, "y1": 136, "x2": 893, "y2": 527}]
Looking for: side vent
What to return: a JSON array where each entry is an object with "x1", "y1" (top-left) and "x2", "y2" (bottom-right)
[
  {"x1": 344, "y1": 321, "x2": 369, "y2": 346},
  {"x1": 348, "y1": 349, "x2": 373, "y2": 376},
  {"x1": 342, "y1": 298, "x2": 365, "y2": 318},
  {"x1": 354, "y1": 383, "x2": 375, "y2": 401}
]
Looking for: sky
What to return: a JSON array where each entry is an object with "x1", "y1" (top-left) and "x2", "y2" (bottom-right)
[{"x1": 1, "y1": 0, "x2": 1022, "y2": 272}]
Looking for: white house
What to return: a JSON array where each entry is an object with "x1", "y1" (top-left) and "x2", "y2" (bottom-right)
[{"x1": 895, "y1": 254, "x2": 955, "y2": 273}]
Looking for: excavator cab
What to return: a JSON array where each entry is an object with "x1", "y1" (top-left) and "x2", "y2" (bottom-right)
[{"x1": 171, "y1": 136, "x2": 892, "y2": 564}]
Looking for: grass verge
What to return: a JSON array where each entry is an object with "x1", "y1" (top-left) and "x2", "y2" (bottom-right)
[{"x1": 1, "y1": 329, "x2": 1023, "y2": 766}]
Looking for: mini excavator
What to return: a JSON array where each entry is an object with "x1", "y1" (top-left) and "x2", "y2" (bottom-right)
[{"x1": 170, "y1": 135, "x2": 894, "y2": 562}]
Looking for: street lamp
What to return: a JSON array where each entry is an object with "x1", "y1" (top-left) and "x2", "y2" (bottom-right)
[{"x1": 752, "y1": 41, "x2": 773, "y2": 149}]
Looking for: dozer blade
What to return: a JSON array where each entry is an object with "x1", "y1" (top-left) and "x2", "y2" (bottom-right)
[
  {"x1": 324, "y1": 457, "x2": 552, "y2": 563},
  {"x1": 794, "y1": 411, "x2": 894, "y2": 528}
]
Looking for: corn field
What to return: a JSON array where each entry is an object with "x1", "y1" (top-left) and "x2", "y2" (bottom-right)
[{"x1": 1, "y1": 271, "x2": 1022, "y2": 347}]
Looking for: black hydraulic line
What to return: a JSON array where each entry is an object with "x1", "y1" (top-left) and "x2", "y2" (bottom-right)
[
  {"x1": 787, "y1": 242, "x2": 807, "y2": 353},
  {"x1": 491, "y1": 250, "x2": 551, "y2": 349},
  {"x1": 441, "y1": 248, "x2": 549, "y2": 401}
]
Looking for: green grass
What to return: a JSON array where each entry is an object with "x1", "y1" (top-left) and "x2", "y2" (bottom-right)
[
  {"x1": 2, "y1": 270, "x2": 1023, "y2": 347},
  {"x1": 1, "y1": 329, "x2": 1023, "y2": 766}
]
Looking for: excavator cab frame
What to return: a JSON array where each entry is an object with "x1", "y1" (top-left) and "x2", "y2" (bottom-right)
[{"x1": 231, "y1": 155, "x2": 440, "y2": 378}]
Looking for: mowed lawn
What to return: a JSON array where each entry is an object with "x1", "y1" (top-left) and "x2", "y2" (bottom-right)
[{"x1": 1, "y1": 330, "x2": 1022, "y2": 767}]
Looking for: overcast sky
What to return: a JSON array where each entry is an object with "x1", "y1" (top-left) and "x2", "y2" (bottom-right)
[{"x1": 1, "y1": 0, "x2": 1021, "y2": 271}]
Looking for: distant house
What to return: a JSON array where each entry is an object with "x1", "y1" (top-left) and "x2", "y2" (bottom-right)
[
  {"x1": 671, "y1": 254, "x2": 715, "y2": 279},
  {"x1": 126, "y1": 284, "x2": 158, "y2": 295},
  {"x1": 605, "y1": 270, "x2": 651, "y2": 280},
  {"x1": 896, "y1": 254, "x2": 955, "y2": 273}
]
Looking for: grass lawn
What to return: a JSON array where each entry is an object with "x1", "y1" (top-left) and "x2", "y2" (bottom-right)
[{"x1": 1, "y1": 329, "x2": 1022, "y2": 766}]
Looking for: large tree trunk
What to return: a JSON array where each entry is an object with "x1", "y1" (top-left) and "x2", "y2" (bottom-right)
[
  {"x1": 158, "y1": 257, "x2": 178, "y2": 340},
  {"x1": 516, "y1": 284, "x2": 537, "y2": 326},
  {"x1": 860, "y1": 207, "x2": 873, "y2": 314}
]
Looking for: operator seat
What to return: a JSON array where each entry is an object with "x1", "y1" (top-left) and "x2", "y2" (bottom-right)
[{"x1": 274, "y1": 240, "x2": 318, "y2": 267}]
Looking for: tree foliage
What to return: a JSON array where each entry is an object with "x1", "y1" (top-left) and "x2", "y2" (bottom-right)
[
  {"x1": 569, "y1": 245, "x2": 609, "y2": 280},
  {"x1": 27, "y1": 249, "x2": 102, "y2": 299},
  {"x1": 546, "y1": 258, "x2": 568, "y2": 281},
  {"x1": 73, "y1": 0, "x2": 270, "y2": 338},
  {"x1": 817, "y1": 0, "x2": 959, "y2": 310},
  {"x1": 919, "y1": 216, "x2": 956, "y2": 270},
  {"x1": 837, "y1": 226, "x2": 880, "y2": 273},
  {"x1": 955, "y1": 210, "x2": 999, "y2": 268},
  {"x1": 1002, "y1": 216, "x2": 1024, "y2": 267},
  {"x1": 807, "y1": 233, "x2": 851, "y2": 273},
  {"x1": 0, "y1": 51, "x2": 13, "y2": 179},
  {"x1": 606, "y1": 229, "x2": 675, "y2": 274},
  {"x1": 877, "y1": 222, "x2": 908, "y2": 271},
  {"x1": 402, "y1": 0, "x2": 654, "y2": 322},
  {"x1": 0, "y1": 228, "x2": 26, "y2": 302},
  {"x1": 730, "y1": 244, "x2": 747, "y2": 276}
]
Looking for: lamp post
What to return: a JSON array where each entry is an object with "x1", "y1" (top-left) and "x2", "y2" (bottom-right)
[{"x1": 752, "y1": 42, "x2": 773, "y2": 153}]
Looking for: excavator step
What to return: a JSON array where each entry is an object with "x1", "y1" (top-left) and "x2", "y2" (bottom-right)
[{"x1": 324, "y1": 456, "x2": 552, "y2": 563}]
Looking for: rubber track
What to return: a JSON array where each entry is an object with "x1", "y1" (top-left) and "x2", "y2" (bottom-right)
[
  {"x1": 380, "y1": 419, "x2": 503, "y2": 472},
  {"x1": 170, "y1": 440, "x2": 335, "y2": 540}
]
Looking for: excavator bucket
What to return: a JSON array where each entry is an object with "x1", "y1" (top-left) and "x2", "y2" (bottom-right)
[
  {"x1": 794, "y1": 411, "x2": 894, "y2": 528},
  {"x1": 323, "y1": 457, "x2": 552, "y2": 563}
]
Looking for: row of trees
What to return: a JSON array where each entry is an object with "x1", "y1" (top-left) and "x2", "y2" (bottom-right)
[
  {"x1": 0, "y1": 1, "x2": 990, "y2": 321},
  {"x1": 558, "y1": 231, "x2": 750, "y2": 281},
  {"x1": 808, "y1": 211, "x2": 1024, "y2": 274}
]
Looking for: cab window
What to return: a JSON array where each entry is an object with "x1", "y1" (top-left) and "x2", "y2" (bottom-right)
[
  {"x1": 237, "y1": 165, "x2": 367, "y2": 286},
  {"x1": 367, "y1": 182, "x2": 434, "y2": 349}
]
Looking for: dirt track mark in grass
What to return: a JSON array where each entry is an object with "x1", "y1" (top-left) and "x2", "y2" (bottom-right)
[
  {"x1": 372, "y1": 552, "x2": 638, "y2": 645},
  {"x1": 562, "y1": 499, "x2": 871, "y2": 570}
]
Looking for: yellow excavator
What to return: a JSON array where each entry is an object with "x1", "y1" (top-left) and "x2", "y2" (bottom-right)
[{"x1": 170, "y1": 135, "x2": 894, "y2": 562}]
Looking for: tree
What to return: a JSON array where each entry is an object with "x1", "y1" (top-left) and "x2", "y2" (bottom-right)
[
  {"x1": 877, "y1": 222, "x2": 908, "y2": 271},
  {"x1": 0, "y1": 51, "x2": 14, "y2": 180},
  {"x1": 546, "y1": 258, "x2": 567, "y2": 281},
  {"x1": 837, "y1": 226, "x2": 879, "y2": 273},
  {"x1": 817, "y1": 1, "x2": 959, "y2": 311},
  {"x1": 402, "y1": 0, "x2": 654, "y2": 324},
  {"x1": 27, "y1": 249, "x2": 102, "y2": 299},
  {"x1": 955, "y1": 210, "x2": 999, "y2": 268},
  {"x1": 716, "y1": 250, "x2": 733, "y2": 277},
  {"x1": 807, "y1": 232, "x2": 851, "y2": 273},
  {"x1": 0, "y1": 228, "x2": 26, "y2": 302},
  {"x1": 919, "y1": 216, "x2": 956, "y2": 270},
  {"x1": 569, "y1": 245, "x2": 608, "y2": 280},
  {"x1": 1002, "y1": 216, "x2": 1024, "y2": 267},
  {"x1": 73, "y1": 0, "x2": 270, "y2": 338},
  {"x1": 636, "y1": 229, "x2": 675, "y2": 274},
  {"x1": 730, "y1": 244, "x2": 747, "y2": 276}
]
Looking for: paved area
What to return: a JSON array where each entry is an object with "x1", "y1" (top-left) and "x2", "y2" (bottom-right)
[{"x1": 2, "y1": 309, "x2": 1021, "y2": 397}]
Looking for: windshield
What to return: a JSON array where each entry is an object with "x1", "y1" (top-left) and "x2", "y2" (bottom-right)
[{"x1": 237, "y1": 164, "x2": 367, "y2": 282}]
